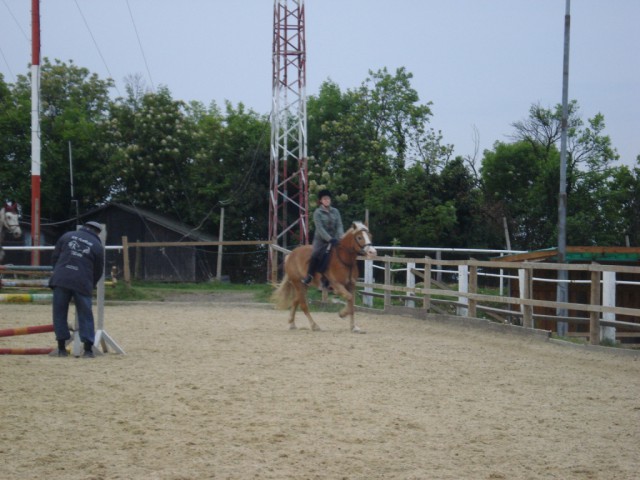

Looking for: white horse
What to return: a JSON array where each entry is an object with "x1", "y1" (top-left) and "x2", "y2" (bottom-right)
[{"x1": 0, "y1": 203, "x2": 22, "y2": 263}]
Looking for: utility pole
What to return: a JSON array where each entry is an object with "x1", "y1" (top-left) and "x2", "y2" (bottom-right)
[
  {"x1": 268, "y1": 0, "x2": 308, "y2": 281},
  {"x1": 556, "y1": 0, "x2": 571, "y2": 336},
  {"x1": 30, "y1": 0, "x2": 42, "y2": 265}
]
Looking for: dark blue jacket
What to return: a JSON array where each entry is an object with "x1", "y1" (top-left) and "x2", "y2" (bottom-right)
[{"x1": 49, "y1": 227, "x2": 104, "y2": 296}]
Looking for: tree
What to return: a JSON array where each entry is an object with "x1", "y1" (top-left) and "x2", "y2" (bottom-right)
[
  {"x1": 6, "y1": 59, "x2": 115, "y2": 223},
  {"x1": 484, "y1": 102, "x2": 625, "y2": 250},
  {"x1": 0, "y1": 73, "x2": 31, "y2": 205},
  {"x1": 105, "y1": 86, "x2": 198, "y2": 221},
  {"x1": 187, "y1": 101, "x2": 270, "y2": 240},
  {"x1": 481, "y1": 141, "x2": 559, "y2": 250},
  {"x1": 307, "y1": 68, "x2": 453, "y2": 240}
]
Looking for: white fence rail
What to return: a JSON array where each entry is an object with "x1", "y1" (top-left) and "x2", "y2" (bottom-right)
[{"x1": 359, "y1": 253, "x2": 640, "y2": 346}]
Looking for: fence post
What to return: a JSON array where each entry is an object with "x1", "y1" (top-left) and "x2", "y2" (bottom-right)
[
  {"x1": 602, "y1": 271, "x2": 616, "y2": 343},
  {"x1": 423, "y1": 257, "x2": 431, "y2": 312},
  {"x1": 468, "y1": 263, "x2": 478, "y2": 318},
  {"x1": 216, "y1": 207, "x2": 224, "y2": 280},
  {"x1": 457, "y1": 265, "x2": 468, "y2": 316},
  {"x1": 406, "y1": 262, "x2": 416, "y2": 308},
  {"x1": 589, "y1": 268, "x2": 601, "y2": 345},
  {"x1": 520, "y1": 268, "x2": 533, "y2": 329},
  {"x1": 134, "y1": 246, "x2": 141, "y2": 280},
  {"x1": 364, "y1": 259, "x2": 374, "y2": 307},
  {"x1": 384, "y1": 256, "x2": 391, "y2": 309},
  {"x1": 122, "y1": 236, "x2": 131, "y2": 287}
]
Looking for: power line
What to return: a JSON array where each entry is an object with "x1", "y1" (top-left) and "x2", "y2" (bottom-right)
[
  {"x1": 125, "y1": 0, "x2": 155, "y2": 92},
  {"x1": 73, "y1": 0, "x2": 121, "y2": 96},
  {"x1": 0, "y1": 47, "x2": 15, "y2": 82},
  {"x1": 1, "y1": 0, "x2": 29, "y2": 82},
  {"x1": 1, "y1": 0, "x2": 29, "y2": 42}
]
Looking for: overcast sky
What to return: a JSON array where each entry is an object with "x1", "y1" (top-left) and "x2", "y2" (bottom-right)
[{"x1": 1, "y1": 0, "x2": 639, "y2": 166}]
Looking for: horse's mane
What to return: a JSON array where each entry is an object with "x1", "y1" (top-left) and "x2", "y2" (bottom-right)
[{"x1": 343, "y1": 221, "x2": 368, "y2": 237}]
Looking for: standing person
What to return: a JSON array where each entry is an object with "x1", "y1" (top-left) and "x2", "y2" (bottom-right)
[
  {"x1": 302, "y1": 189, "x2": 345, "y2": 285},
  {"x1": 49, "y1": 221, "x2": 104, "y2": 358}
]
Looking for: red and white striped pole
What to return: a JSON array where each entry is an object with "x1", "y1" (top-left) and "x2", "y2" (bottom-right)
[{"x1": 30, "y1": 0, "x2": 41, "y2": 265}]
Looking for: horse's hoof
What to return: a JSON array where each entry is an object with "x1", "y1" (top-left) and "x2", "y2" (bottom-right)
[
  {"x1": 352, "y1": 327, "x2": 366, "y2": 334},
  {"x1": 311, "y1": 325, "x2": 323, "y2": 332},
  {"x1": 289, "y1": 324, "x2": 297, "y2": 330}
]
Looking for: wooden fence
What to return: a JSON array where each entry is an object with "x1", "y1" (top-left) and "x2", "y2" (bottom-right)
[
  {"x1": 358, "y1": 255, "x2": 640, "y2": 346},
  {"x1": 6, "y1": 242, "x2": 640, "y2": 346}
]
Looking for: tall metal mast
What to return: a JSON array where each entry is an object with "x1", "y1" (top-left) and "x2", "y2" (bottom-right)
[
  {"x1": 30, "y1": 0, "x2": 42, "y2": 265},
  {"x1": 269, "y1": 0, "x2": 308, "y2": 281}
]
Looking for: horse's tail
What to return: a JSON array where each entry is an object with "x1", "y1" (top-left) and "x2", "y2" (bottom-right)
[{"x1": 271, "y1": 273, "x2": 294, "y2": 309}]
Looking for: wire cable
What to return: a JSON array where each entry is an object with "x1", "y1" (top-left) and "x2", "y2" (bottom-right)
[
  {"x1": 0, "y1": 47, "x2": 15, "y2": 82},
  {"x1": 73, "y1": 0, "x2": 122, "y2": 96},
  {"x1": 2, "y1": 0, "x2": 29, "y2": 42},
  {"x1": 125, "y1": 0, "x2": 155, "y2": 92}
]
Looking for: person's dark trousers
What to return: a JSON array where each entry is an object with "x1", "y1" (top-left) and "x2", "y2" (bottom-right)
[{"x1": 52, "y1": 286, "x2": 95, "y2": 345}]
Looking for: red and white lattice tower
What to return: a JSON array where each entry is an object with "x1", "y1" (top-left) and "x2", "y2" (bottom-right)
[{"x1": 269, "y1": 0, "x2": 308, "y2": 281}]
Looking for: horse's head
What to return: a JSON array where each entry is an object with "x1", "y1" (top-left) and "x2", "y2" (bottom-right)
[
  {"x1": 1, "y1": 203, "x2": 22, "y2": 239},
  {"x1": 345, "y1": 221, "x2": 377, "y2": 258}
]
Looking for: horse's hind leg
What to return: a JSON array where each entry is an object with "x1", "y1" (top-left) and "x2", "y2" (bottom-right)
[
  {"x1": 288, "y1": 301, "x2": 299, "y2": 330},
  {"x1": 302, "y1": 309, "x2": 321, "y2": 331},
  {"x1": 300, "y1": 301, "x2": 321, "y2": 331},
  {"x1": 289, "y1": 285, "x2": 322, "y2": 331}
]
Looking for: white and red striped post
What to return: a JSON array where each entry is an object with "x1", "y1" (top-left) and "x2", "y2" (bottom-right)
[{"x1": 30, "y1": 0, "x2": 41, "y2": 265}]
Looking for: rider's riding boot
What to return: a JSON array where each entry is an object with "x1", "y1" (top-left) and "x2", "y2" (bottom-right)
[{"x1": 301, "y1": 274, "x2": 313, "y2": 285}]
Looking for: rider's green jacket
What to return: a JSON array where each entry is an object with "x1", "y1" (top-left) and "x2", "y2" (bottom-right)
[{"x1": 312, "y1": 206, "x2": 344, "y2": 247}]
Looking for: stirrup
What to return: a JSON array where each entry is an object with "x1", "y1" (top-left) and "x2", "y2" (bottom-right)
[{"x1": 301, "y1": 274, "x2": 313, "y2": 285}]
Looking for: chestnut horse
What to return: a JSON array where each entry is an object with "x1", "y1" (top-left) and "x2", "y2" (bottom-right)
[
  {"x1": 0, "y1": 203, "x2": 22, "y2": 263},
  {"x1": 272, "y1": 221, "x2": 377, "y2": 333}
]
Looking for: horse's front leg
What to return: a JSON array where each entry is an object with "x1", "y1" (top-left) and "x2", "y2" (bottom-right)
[{"x1": 332, "y1": 283, "x2": 364, "y2": 334}]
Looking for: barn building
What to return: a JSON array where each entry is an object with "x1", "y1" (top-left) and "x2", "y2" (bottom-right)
[{"x1": 82, "y1": 203, "x2": 219, "y2": 282}]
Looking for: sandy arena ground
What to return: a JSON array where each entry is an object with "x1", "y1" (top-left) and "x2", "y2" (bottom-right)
[{"x1": 1, "y1": 296, "x2": 639, "y2": 480}]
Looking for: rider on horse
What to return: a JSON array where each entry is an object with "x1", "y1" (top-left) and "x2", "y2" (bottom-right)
[{"x1": 302, "y1": 189, "x2": 344, "y2": 285}]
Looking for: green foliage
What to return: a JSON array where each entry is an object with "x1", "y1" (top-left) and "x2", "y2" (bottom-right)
[
  {"x1": 1, "y1": 59, "x2": 114, "y2": 219},
  {"x1": 483, "y1": 101, "x2": 632, "y2": 250},
  {"x1": 2, "y1": 58, "x2": 638, "y2": 261},
  {"x1": 307, "y1": 67, "x2": 458, "y2": 246}
]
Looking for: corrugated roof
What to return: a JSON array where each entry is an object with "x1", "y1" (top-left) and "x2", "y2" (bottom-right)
[{"x1": 82, "y1": 202, "x2": 217, "y2": 242}]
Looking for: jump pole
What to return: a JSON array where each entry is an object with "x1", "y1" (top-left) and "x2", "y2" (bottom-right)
[
  {"x1": 0, "y1": 324, "x2": 53, "y2": 337},
  {"x1": 0, "y1": 279, "x2": 50, "y2": 287},
  {"x1": 0, "y1": 265, "x2": 52, "y2": 272},
  {"x1": 0, "y1": 347, "x2": 54, "y2": 355},
  {"x1": 0, "y1": 324, "x2": 54, "y2": 355},
  {"x1": 0, "y1": 293, "x2": 53, "y2": 303}
]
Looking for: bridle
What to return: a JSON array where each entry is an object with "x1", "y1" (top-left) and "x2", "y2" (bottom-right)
[
  {"x1": 353, "y1": 227, "x2": 374, "y2": 256},
  {"x1": 334, "y1": 226, "x2": 373, "y2": 267},
  {"x1": 1, "y1": 206, "x2": 22, "y2": 238}
]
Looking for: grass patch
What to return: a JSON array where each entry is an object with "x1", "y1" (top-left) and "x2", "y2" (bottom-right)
[{"x1": 104, "y1": 281, "x2": 273, "y2": 303}]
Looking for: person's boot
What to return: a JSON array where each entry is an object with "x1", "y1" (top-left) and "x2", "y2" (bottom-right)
[
  {"x1": 83, "y1": 342, "x2": 95, "y2": 359},
  {"x1": 49, "y1": 339, "x2": 69, "y2": 357}
]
